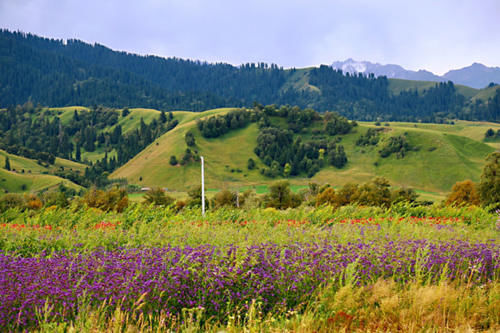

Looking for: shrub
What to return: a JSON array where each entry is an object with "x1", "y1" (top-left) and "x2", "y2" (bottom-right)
[
  {"x1": 143, "y1": 187, "x2": 174, "y2": 207},
  {"x1": 169, "y1": 155, "x2": 178, "y2": 166},
  {"x1": 391, "y1": 187, "x2": 418, "y2": 204},
  {"x1": 479, "y1": 152, "x2": 500, "y2": 210},
  {"x1": 213, "y1": 189, "x2": 237, "y2": 208},
  {"x1": 41, "y1": 191, "x2": 70, "y2": 208},
  {"x1": 247, "y1": 158, "x2": 256, "y2": 170},
  {"x1": 263, "y1": 181, "x2": 302, "y2": 209},
  {"x1": 24, "y1": 194, "x2": 43, "y2": 210},
  {"x1": 174, "y1": 200, "x2": 186, "y2": 212},
  {"x1": 316, "y1": 187, "x2": 337, "y2": 207},
  {"x1": 0, "y1": 193, "x2": 24, "y2": 211},
  {"x1": 446, "y1": 180, "x2": 480, "y2": 207},
  {"x1": 335, "y1": 183, "x2": 360, "y2": 206},
  {"x1": 185, "y1": 131, "x2": 196, "y2": 147},
  {"x1": 187, "y1": 186, "x2": 208, "y2": 208},
  {"x1": 356, "y1": 177, "x2": 392, "y2": 208},
  {"x1": 83, "y1": 187, "x2": 129, "y2": 212}
]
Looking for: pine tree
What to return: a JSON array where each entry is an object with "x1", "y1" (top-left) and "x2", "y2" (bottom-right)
[
  {"x1": 75, "y1": 143, "x2": 81, "y2": 161},
  {"x1": 4, "y1": 156, "x2": 11, "y2": 171},
  {"x1": 160, "y1": 111, "x2": 167, "y2": 123}
]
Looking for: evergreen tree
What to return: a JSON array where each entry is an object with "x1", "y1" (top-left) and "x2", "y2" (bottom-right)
[
  {"x1": 75, "y1": 143, "x2": 81, "y2": 161},
  {"x1": 4, "y1": 156, "x2": 10, "y2": 171},
  {"x1": 479, "y1": 152, "x2": 500, "y2": 210},
  {"x1": 160, "y1": 111, "x2": 167, "y2": 123}
]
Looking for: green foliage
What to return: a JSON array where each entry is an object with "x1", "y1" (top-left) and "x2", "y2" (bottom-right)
[
  {"x1": 327, "y1": 143, "x2": 348, "y2": 168},
  {"x1": 479, "y1": 152, "x2": 500, "y2": 210},
  {"x1": 185, "y1": 131, "x2": 196, "y2": 147},
  {"x1": 169, "y1": 155, "x2": 178, "y2": 166},
  {"x1": 212, "y1": 189, "x2": 237, "y2": 208},
  {"x1": 0, "y1": 193, "x2": 24, "y2": 212},
  {"x1": 2, "y1": 30, "x2": 500, "y2": 122},
  {"x1": 197, "y1": 109, "x2": 253, "y2": 138},
  {"x1": 0, "y1": 103, "x2": 178, "y2": 188},
  {"x1": 187, "y1": 186, "x2": 207, "y2": 208},
  {"x1": 356, "y1": 128, "x2": 382, "y2": 146},
  {"x1": 247, "y1": 158, "x2": 255, "y2": 170},
  {"x1": 379, "y1": 134, "x2": 412, "y2": 158},
  {"x1": 180, "y1": 148, "x2": 198, "y2": 165},
  {"x1": 263, "y1": 181, "x2": 302, "y2": 209},
  {"x1": 315, "y1": 187, "x2": 337, "y2": 207},
  {"x1": 82, "y1": 187, "x2": 128, "y2": 212},
  {"x1": 143, "y1": 187, "x2": 174, "y2": 207},
  {"x1": 41, "y1": 191, "x2": 70, "y2": 208},
  {"x1": 484, "y1": 128, "x2": 500, "y2": 141},
  {"x1": 356, "y1": 177, "x2": 393, "y2": 207},
  {"x1": 323, "y1": 112, "x2": 353, "y2": 135},
  {"x1": 391, "y1": 187, "x2": 418, "y2": 204},
  {"x1": 4, "y1": 156, "x2": 10, "y2": 171}
]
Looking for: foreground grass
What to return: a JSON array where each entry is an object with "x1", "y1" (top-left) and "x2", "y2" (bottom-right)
[
  {"x1": 0, "y1": 204, "x2": 498, "y2": 331},
  {"x1": 34, "y1": 280, "x2": 499, "y2": 332}
]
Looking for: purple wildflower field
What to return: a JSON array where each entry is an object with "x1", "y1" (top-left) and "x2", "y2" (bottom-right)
[{"x1": 1, "y1": 239, "x2": 498, "y2": 329}]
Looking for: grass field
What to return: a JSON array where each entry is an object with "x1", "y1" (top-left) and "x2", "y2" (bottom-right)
[
  {"x1": 0, "y1": 168, "x2": 81, "y2": 193},
  {"x1": 0, "y1": 204, "x2": 498, "y2": 331},
  {"x1": 387, "y1": 78, "x2": 479, "y2": 98},
  {"x1": 111, "y1": 108, "x2": 498, "y2": 201},
  {"x1": 0, "y1": 150, "x2": 84, "y2": 193}
]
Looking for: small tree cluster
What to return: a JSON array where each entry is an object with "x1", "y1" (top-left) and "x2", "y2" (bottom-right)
[
  {"x1": 262, "y1": 181, "x2": 302, "y2": 209},
  {"x1": 197, "y1": 109, "x2": 253, "y2": 138},
  {"x1": 356, "y1": 128, "x2": 383, "y2": 146},
  {"x1": 445, "y1": 180, "x2": 480, "y2": 207},
  {"x1": 379, "y1": 135, "x2": 413, "y2": 158},
  {"x1": 185, "y1": 131, "x2": 196, "y2": 147},
  {"x1": 212, "y1": 189, "x2": 238, "y2": 208},
  {"x1": 0, "y1": 193, "x2": 44, "y2": 212},
  {"x1": 484, "y1": 128, "x2": 500, "y2": 141},
  {"x1": 143, "y1": 187, "x2": 174, "y2": 207},
  {"x1": 478, "y1": 152, "x2": 500, "y2": 210},
  {"x1": 82, "y1": 187, "x2": 128, "y2": 212},
  {"x1": 315, "y1": 177, "x2": 418, "y2": 208}
]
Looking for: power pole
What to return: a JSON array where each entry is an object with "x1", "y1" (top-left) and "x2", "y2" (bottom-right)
[{"x1": 201, "y1": 156, "x2": 205, "y2": 216}]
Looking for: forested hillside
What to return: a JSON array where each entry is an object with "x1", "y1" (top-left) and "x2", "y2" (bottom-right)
[
  {"x1": 0, "y1": 103, "x2": 178, "y2": 187},
  {"x1": 1, "y1": 30, "x2": 499, "y2": 122}
]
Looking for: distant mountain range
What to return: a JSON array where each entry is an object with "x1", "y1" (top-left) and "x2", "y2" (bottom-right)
[{"x1": 331, "y1": 59, "x2": 500, "y2": 89}]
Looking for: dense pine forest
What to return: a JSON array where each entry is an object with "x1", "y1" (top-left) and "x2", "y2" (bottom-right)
[{"x1": 1, "y1": 30, "x2": 499, "y2": 122}]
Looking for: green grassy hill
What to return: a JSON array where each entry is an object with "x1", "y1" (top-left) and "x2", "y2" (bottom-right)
[
  {"x1": 471, "y1": 85, "x2": 500, "y2": 102},
  {"x1": 111, "y1": 108, "x2": 499, "y2": 200},
  {"x1": 388, "y1": 78, "x2": 479, "y2": 98},
  {"x1": 0, "y1": 150, "x2": 84, "y2": 193}
]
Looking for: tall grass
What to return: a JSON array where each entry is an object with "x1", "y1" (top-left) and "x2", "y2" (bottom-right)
[{"x1": 0, "y1": 203, "x2": 498, "y2": 331}]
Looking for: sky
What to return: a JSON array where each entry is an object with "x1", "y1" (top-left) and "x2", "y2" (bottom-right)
[{"x1": 1, "y1": 0, "x2": 499, "y2": 75}]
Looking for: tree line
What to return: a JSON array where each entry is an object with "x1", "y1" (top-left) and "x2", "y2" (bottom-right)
[
  {"x1": 1, "y1": 30, "x2": 499, "y2": 123},
  {"x1": 0, "y1": 102, "x2": 177, "y2": 187}
]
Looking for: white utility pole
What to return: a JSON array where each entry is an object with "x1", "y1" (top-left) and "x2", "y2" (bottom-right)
[{"x1": 201, "y1": 156, "x2": 205, "y2": 216}]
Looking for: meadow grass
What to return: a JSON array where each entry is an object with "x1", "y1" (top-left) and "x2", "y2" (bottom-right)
[
  {"x1": 111, "y1": 109, "x2": 496, "y2": 196},
  {"x1": 0, "y1": 204, "x2": 498, "y2": 331}
]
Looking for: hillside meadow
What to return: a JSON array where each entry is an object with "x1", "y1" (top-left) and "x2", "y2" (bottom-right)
[
  {"x1": 0, "y1": 149, "x2": 84, "y2": 194},
  {"x1": 111, "y1": 108, "x2": 499, "y2": 201}
]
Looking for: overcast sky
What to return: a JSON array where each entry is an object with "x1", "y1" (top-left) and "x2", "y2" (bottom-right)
[{"x1": 1, "y1": 0, "x2": 499, "y2": 75}]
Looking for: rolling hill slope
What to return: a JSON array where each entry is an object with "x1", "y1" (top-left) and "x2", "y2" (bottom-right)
[
  {"x1": 111, "y1": 108, "x2": 498, "y2": 198},
  {"x1": 0, "y1": 150, "x2": 84, "y2": 193}
]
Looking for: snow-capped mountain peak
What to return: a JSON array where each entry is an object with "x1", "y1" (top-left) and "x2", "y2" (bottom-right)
[{"x1": 331, "y1": 59, "x2": 500, "y2": 88}]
